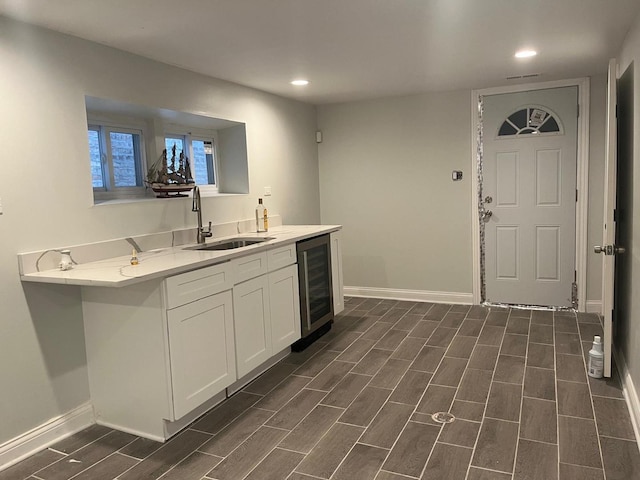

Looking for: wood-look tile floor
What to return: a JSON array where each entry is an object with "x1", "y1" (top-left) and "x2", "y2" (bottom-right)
[{"x1": 3, "y1": 297, "x2": 639, "y2": 480}]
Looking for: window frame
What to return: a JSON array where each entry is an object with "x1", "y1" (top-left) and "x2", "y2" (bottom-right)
[
  {"x1": 164, "y1": 124, "x2": 219, "y2": 194},
  {"x1": 88, "y1": 116, "x2": 150, "y2": 202}
]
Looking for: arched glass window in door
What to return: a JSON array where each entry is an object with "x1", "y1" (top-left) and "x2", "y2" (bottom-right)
[{"x1": 497, "y1": 107, "x2": 561, "y2": 137}]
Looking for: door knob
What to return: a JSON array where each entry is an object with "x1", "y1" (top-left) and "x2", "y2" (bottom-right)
[
  {"x1": 614, "y1": 245, "x2": 626, "y2": 254},
  {"x1": 482, "y1": 210, "x2": 493, "y2": 222},
  {"x1": 594, "y1": 245, "x2": 626, "y2": 255}
]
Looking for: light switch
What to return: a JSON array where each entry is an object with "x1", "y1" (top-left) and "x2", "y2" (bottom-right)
[{"x1": 264, "y1": 186, "x2": 272, "y2": 196}]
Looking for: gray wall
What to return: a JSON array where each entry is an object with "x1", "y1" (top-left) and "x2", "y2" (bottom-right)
[
  {"x1": 318, "y1": 85, "x2": 606, "y2": 302},
  {"x1": 0, "y1": 17, "x2": 320, "y2": 445},
  {"x1": 318, "y1": 91, "x2": 473, "y2": 294},
  {"x1": 618, "y1": 13, "x2": 640, "y2": 408}
]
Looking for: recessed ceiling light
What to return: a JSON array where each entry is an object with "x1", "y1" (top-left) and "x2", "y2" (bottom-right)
[
  {"x1": 291, "y1": 79, "x2": 309, "y2": 86},
  {"x1": 515, "y1": 50, "x2": 537, "y2": 58}
]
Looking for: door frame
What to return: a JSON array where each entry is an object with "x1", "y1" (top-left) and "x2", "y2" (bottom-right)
[{"x1": 471, "y1": 77, "x2": 591, "y2": 310}]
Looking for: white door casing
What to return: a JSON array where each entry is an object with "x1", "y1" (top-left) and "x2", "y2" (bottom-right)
[
  {"x1": 471, "y1": 79, "x2": 590, "y2": 309},
  {"x1": 483, "y1": 87, "x2": 578, "y2": 307}
]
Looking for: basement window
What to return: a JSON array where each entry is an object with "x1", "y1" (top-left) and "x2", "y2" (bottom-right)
[
  {"x1": 89, "y1": 124, "x2": 147, "y2": 200},
  {"x1": 165, "y1": 134, "x2": 217, "y2": 188},
  {"x1": 86, "y1": 96, "x2": 249, "y2": 204},
  {"x1": 498, "y1": 107, "x2": 561, "y2": 137}
]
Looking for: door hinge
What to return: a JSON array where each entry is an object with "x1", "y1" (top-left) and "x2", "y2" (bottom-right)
[{"x1": 571, "y1": 282, "x2": 578, "y2": 309}]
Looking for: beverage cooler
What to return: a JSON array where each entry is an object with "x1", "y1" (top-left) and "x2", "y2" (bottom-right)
[{"x1": 292, "y1": 234, "x2": 334, "y2": 351}]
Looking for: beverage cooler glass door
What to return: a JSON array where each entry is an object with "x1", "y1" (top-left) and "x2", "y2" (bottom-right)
[{"x1": 297, "y1": 234, "x2": 334, "y2": 336}]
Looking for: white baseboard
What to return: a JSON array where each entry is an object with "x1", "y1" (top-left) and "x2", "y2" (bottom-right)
[
  {"x1": 586, "y1": 300, "x2": 602, "y2": 314},
  {"x1": 0, "y1": 403, "x2": 95, "y2": 472},
  {"x1": 613, "y1": 349, "x2": 640, "y2": 451},
  {"x1": 344, "y1": 286, "x2": 473, "y2": 305}
]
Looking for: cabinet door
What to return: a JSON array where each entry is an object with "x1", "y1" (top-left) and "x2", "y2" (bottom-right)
[
  {"x1": 167, "y1": 290, "x2": 235, "y2": 420},
  {"x1": 269, "y1": 264, "x2": 301, "y2": 352},
  {"x1": 233, "y1": 275, "x2": 272, "y2": 378},
  {"x1": 330, "y1": 230, "x2": 345, "y2": 314}
]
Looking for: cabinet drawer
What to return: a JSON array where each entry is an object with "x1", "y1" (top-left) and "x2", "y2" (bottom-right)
[
  {"x1": 164, "y1": 262, "x2": 232, "y2": 309},
  {"x1": 267, "y1": 243, "x2": 297, "y2": 272},
  {"x1": 232, "y1": 251, "x2": 268, "y2": 284}
]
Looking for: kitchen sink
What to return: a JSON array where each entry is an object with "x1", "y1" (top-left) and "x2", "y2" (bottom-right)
[{"x1": 184, "y1": 237, "x2": 275, "y2": 251}]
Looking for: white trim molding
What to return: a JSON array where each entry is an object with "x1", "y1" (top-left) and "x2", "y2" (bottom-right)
[
  {"x1": 344, "y1": 286, "x2": 473, "y2": 305},
  {"x1": 0, "y1": 403, "x2": 95, "y2": 472},
  {"x1": 614, "y1": 350, "x2": 640, "y2": 451},
  {"x1": 586, "y1": 300, "x2": 603, "y2": 314},
  {"x1": 471, "y1": 77, "x2": 591, "y2": 311}
]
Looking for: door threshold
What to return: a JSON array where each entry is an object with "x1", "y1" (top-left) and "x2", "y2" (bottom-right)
[{"x1": 482, "y1": 301, "x2": 575, "y2": 312}]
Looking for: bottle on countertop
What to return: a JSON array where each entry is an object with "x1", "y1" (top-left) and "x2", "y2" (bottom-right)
[
  {"x1": 588, "y1": 335, "x2": 604, "y2": 378},
  {"x1": 263, "y1": 202, "x2": 269, "y2": 232},
  {"x1": 256, "y1": 198, "x2": 266, "y2": 232}
]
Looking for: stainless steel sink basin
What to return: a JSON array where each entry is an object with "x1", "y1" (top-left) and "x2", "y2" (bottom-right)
[{"x1": 184, "y1": 237, "x2": 274, "y2": 251}]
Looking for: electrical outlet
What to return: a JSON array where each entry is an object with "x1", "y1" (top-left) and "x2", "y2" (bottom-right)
[{"x1": 264, "y1": 186, "x2": 272, "y2": 196}]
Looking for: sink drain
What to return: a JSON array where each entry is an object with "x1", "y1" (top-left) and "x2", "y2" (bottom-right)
[{"x1": 431, "y1": 412, "x2": 456, "y2": 424}]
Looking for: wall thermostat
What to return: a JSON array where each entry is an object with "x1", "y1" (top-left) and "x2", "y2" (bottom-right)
[{"x1": 452, "y1": 170, "x2": 463, "y2": 181}]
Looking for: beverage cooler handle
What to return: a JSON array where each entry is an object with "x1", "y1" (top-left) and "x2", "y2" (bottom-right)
[{"x1": 303, "y1": 251, "x2": 312, "y2": 331}]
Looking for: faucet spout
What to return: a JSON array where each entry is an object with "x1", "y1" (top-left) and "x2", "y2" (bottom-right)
[{"x1": 192, "y1": 186, "x2": 212, "y2": 244}]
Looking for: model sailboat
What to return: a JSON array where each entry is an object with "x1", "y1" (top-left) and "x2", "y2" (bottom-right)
[{"x1": 146, "y1": 143, "x2": 195, "y2": 197}]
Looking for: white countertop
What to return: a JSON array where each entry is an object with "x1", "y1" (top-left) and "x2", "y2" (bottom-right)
[{"x1": 19, "y1": 225, "x2": 341, "y2": 287}]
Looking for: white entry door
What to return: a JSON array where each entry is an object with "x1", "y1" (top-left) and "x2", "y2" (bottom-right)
[{"x1": 483, "y1": 87, "x2": 578, "y2": 307}]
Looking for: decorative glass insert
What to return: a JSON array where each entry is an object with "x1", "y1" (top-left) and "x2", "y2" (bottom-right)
[{"x1": 498, "y1": 107, "x2": 561, "y2": 137}]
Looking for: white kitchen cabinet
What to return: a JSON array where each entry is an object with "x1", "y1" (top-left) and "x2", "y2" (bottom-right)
[
  {"x1": 167, "y1": 290, "x2": 235, "y2": 419},
  {"x1": 330, "y1": 230, "x2": 344, "y2": 314},
  {"x1": 81, "y1": 262, "x2": 235, "y2": 441},
  {"x1": 233, "y1": 274, "x2": 272, "y2": 378},
  {"x1": 231, "y1": 243, "x2": 300, "y2": 382},
  {"x1": 269, "y1": 263, "x2": 301, "y2": 352}
]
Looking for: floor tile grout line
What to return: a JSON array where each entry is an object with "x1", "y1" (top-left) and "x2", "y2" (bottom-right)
[
  {"x1": 510, "y1": 308, "x2": 533, "y2": 479},
  {"x1": 462, "y1": 308, "x2": 500, "y2": 480},
  {"x1": 578, "y1": 315, "x2": 608, "y2": 477},
  {"x1": 34, "y1": 431, "x2": 139, "y2": 480},
  {"x1": 66, "y1": 450, "x2": 127, "y2": 480},
  {"x1": 117, "y1": 451, "x2": 143, "y2": 462},
  {"x1": 597, "y1": 433, "x2": 640, "y2": 442},
  {"x1": 377, "y1": 469, "x2": 419, "y2": 479},
  {"x1": 362, "y1": 301, "x2": 450, "y2": 479},
  {"x1": 553, "y1": 312, "x2": 564, "y2": 480},
  {"x1": 401, "y1": 304, "x2": 480, "y2": 479},
  {"x1": 290, "y1": 304, "x2": 414, "y2": 479},
  {"x1": 395, "y1": 302, "x2": 455, "y2": 480}
]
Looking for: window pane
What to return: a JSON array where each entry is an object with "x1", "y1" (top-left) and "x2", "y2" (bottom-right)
[
  {"x1": 110, "y1": 132, "x2": 141, "y2": 187},
  {"x1": 88, "y1": 129, "x2": 104, "y2": 188},
  {"x1": 192, "y1": 139, "x2": 215, "y2": 185},
  {"x1": 538, "y1": 116, "x2": 560, "y2": 133},
  {"x1": 165, "y1": 137, "x2": 185, "y2": 167},
  {"x1": 508, "y1": 109, "x2": 527, "y2": 129},
  {"x1": 498, "y1": 122, "x2": 518, "y2": 136}
]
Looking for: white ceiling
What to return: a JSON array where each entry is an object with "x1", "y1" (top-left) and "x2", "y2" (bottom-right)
[{"x1": 1, "y1": 0, "x2": 639, "y2": 105}]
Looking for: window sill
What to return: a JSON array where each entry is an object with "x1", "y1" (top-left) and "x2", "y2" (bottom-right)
[{"x1": 93, "y1": 191, "x2": 247, "y2": 206}]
